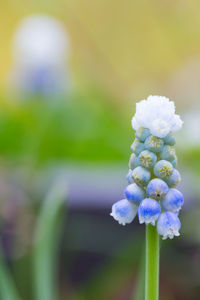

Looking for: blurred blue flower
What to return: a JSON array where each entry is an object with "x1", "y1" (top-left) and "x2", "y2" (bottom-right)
[{"x1": 10, "y1": 14, "x2": 70, "y2": 97}]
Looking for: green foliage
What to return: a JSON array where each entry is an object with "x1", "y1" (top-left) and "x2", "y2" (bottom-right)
[
  {"x1": 0, "y1": 91, "x2": 132, "y2": 166},
  {"x1": 178, "y1": 147, "x2": 200, "y2": 176}
]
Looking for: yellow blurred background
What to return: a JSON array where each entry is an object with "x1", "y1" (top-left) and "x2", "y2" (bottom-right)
[{"x1": 1, "y1": 0, "x2": 200, "y2": 105}]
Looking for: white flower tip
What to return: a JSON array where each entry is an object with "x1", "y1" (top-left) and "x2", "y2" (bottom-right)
[{"x1": 132, "y1": 95, "x2": 183, "y2": 137}]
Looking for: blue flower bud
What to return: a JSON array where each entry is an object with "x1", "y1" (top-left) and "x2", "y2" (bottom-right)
[
  {"x1": 126, "y1": 169, "x2": 134, "y2": 184},
  {"x1": 124, "y1": 183, "x2": 145, "y2": 204},
  {"x1": 160, "y1": 145, "x2": 176, "y2": 162},
  {"x1": 164, "y1": 133, "x2": 176, "y2": 146},
  {"x1": 138, "y1": 198, "x2": 161, "y2": 225},
  {"x1": 154, "y1": 160, "x2": 173, "y2": 180},
  {"x1": 129, "y1": 153, "x2": 139, "y2": 170},
  {"x1": 131, "y1": 139, "x2": 145, "y2": 155},
  {"x1": 144, "y1": 135, "x2": 164, "y2": 153},
  {"x1": 171, "y1": 156, "x2": 178, "y2": 168},
  {"x1": 132, "y1": 166, "x2": 151, "y2": 187},
  {"x1": 157, "y1": 212, "x2": 181, "y2": 239},
  {"x1": 110, "y1": 199, "x2": 138, "y2": 225},
  {"x1": 135, "y1": 127, "x2": 150, "y2": 142},
  {"x1": 166, "y1": 169, "x2": 181, "y2": 188},
  {"x1": 161, "y1": 188, "x2": 184, "y2": 212},
  {"x1": 147, "y1": 178, "x2": 169, "y2": 200},
  {"x1": 138, "y1": 150, "x2": 157, "y2": 169}
]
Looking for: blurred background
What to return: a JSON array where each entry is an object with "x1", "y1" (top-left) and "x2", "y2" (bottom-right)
[{"x1": 0, "y1": 1, "x2": 200, "y2": 299}]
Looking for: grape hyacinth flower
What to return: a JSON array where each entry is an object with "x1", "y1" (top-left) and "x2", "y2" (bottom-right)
[
  {"x1": 110, "y1": 199, "x2": 138, "y2": 225},
  {"x1": 138, "y1": 150, "x2": 157, "y2": 169},
  {"x1": 110, "y1": 94, "x2": 183, "y2": 234},
  {"x1": 135, "y1": 127, "x2": 150, "y2": 141},
  {"x1": 144, "y1": 135, "x2": 164, "y2": 153},
  {"x1": 124, "y1": 183, "x2": 145, "y2": 204},
  {"x1": 171, "y1": 156, "x2": 178, "y2": 168},
  {"x1": 166, "y1": 169, "x2": 181, "y2": 188},
  {"x1": 132, "y1": 166, "x2": 151, "y2": 187},
  {"x1": 154, "y1": 160, "x2": 173, "y2": 180},
  {"x1": 157, "y1": 212, "x2": 181, "y2": 240},
  {"x1": 131, "y1": 139, "x2": 145, "y2": 155},
  {"x1": 110, "y1": 95, "x2": 183, "y2": 237},
  {"x1": 161, "y1": 188, "x2": 184, "y2": 212},
  {"x1": 110, "y1": 95, "x2": 184, "y2": 300},
  {"x1": 147, "y1": 178, "x2": 169, "y2": 200},
  {"x1": 126, "y1": 169, "x2": 134, "y2": 184},
  {"x1": 138, "y1": 198, "x2": 161, "y2": 225},
  {"x1": 160, "y1": 145, "x2": 176, "y2": 162},
  {"x1": 129, "y1": 153, "x2": 139, "y2": 170},
  {"x1": 164, "y1": 133, "x2": 176, "y2": 146}
]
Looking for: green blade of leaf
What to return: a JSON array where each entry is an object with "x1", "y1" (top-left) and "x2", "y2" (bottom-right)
[
  {"x1": 33, "y1": 181, "x2": 67, "y2": 300},
  {"x1": 0, "y1": 247, "x2": 21, "y2": 300}
]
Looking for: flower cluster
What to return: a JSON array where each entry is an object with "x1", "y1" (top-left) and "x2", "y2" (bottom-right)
[{"x1": 110, "y1": 95, "x2": 184, "y2": 240}]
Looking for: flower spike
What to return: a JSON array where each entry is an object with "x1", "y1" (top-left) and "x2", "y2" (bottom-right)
[{"x1": 110, "y1": 95, "x2": 183, "y2": 240}]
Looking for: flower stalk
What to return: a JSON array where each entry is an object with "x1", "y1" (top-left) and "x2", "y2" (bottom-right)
[{"x1": 145, "y1": 225, "x2": 159, "y2": 300}]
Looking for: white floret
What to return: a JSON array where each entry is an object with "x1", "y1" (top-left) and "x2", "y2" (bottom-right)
[
  {"x1": 170, "y1": 114, "x2": 183, "y2": 132},
  {"x1": 132, "y1": 95, "x2": 183, "y2": 138},
  {"x1": 150, "y1": 119, "x2": 171, "y2": 138}
]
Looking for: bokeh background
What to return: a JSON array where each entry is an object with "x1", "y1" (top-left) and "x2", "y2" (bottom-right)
[{"x1": 0, "y1": 1, "x2": 200, "y2": 300}]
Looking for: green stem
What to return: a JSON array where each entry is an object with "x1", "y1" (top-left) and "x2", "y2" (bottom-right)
[{"x1": 145, "y1": 224, "x2": 160, "y2": 300}]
